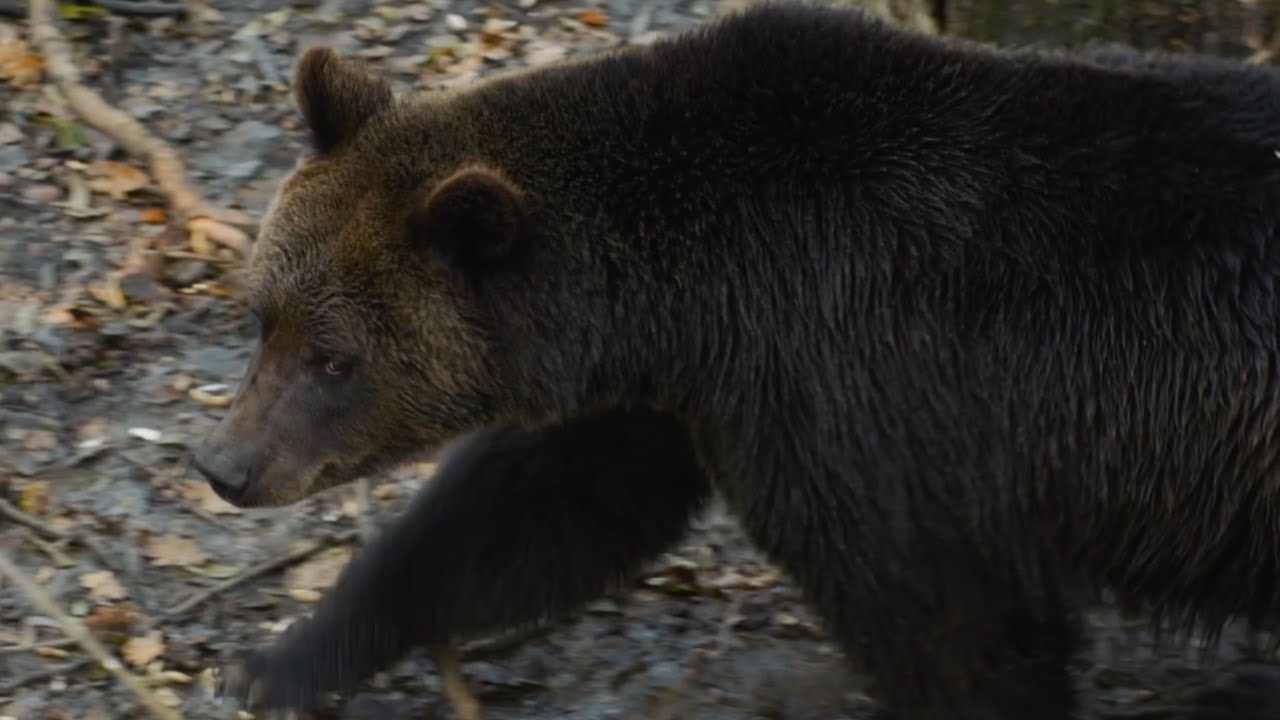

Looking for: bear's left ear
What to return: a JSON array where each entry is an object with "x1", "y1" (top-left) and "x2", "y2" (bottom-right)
[
  {"x1": 408, "y1": 166, "x2": 528, "y2": 284},
  {"x1": 294, "y1": 47, "x2": 393, "y2": 154}
]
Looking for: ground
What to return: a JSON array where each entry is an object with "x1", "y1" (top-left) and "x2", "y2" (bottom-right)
[{"x1": 0, "y1": 1, "x2": 1277, "y2": 718}]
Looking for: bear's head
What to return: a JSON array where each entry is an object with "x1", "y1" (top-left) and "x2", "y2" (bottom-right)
[{"x1": 192, "y1": 49, "x2": 545, "y2": 507}]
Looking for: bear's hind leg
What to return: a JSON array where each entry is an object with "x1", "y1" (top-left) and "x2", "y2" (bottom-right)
[
  {"x1": 859, "y1": 594, "x2": 1080, "y2": 720},
  {"x1": 769, "y1": 509, "x2": 1080, "y2": 720}
]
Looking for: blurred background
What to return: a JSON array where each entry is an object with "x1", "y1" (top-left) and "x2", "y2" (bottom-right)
[{"x1": 2, "y1": 1, "x2": 1279, "y2": 719}]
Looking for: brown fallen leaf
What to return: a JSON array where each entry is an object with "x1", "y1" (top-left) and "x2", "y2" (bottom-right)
[
  {"x1": 286, "y1": 546, "x2": 351, "y2": 595},
  {"x1": 287, "y1": 588, "x2": 324, "y2": 603},
  {"x1": 121, "y1": 630, "x2": 165, "y2": 668},
  {"x1": 187, "y1": 216, "x2": 250, "y2": 257},
  {"x1": 144, "y1": 533, "x2": 210, "y2": 567},
  {"x1": 139, "y1": 208, "x2": 168, "y2": 224},
  {"x1": 83, "y1": 604, "x2": 140, "y2": 632},
  {"x1": 18, "y1": 480, "x2": 50, "y2": 516},
  {"x1": 0, "y1": 39, "x2": 44, "y2": 87},
  {"x1": 188, "y1": 383, "x2": 232, "y2": 408},
  {"x1": 86, "y1": 160, "x2": 150, "y2": 201},
  {"x1": 578, "y1": 10, "x2": 609, "y2": 27},
  {"x1": 80, "y1": 570, "x2": 128, "y2": 601},
  {"x1": 178, "y1": 480, "x2": 242, "y2": 516},
  {"x1": 88, "y1": 274, "x2": 129, "y2": 310}
]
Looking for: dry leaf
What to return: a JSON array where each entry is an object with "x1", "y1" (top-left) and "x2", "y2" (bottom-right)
[
  {"x1": 288, "y1": 588, "x2": 323, "y2": 603},
  {"x1": 80, "y1": 570, "x2": 127, "y2": 601},
  {"x1": 0, "y1": 40, "x2": 43, "y2": 87},
  {"x1": 144, "y1": 534, "x2": 210, "y2": 567},
  {"x1": 286, "y1": 546, "x2": 351, "y2": 594},
  {"x1": 121, "y1": 630, "x2": 165, "y2": 668},
  {"x1": 577, "y1": 10, "x2": 609, "y2": 27},
  {"x1": 178, "y1": 480, "x2": 242, "y2": 516},
  {"x1": 372, "y1": 481, "x2": 403, "y2": 502},
  {"x1": 188, "y1": 383, "x2": 232, "y2": 408},
  {"x1": 154, "y1": 687, "x2": 183, "y2": 707},
  {"x1": 139, "y1": 208, "x2": 169, "y2": 224},
  {"x1": 18, "y1": 480, "x2": 50, "y2": 515},
  {"x1": 88, "y1": 274, "x2": 128, "y2": 310},
  {"x1": 158, "y1": 670, "x2": 193, "y2": 685},
  {"x1": 86, "y1": 161, "x2": 149, "y2": 201},
  {"x1": 83, "y1": 605, "x2": 139, "y2": 632},
  {"x1": 187, "y1": 216, "x2": 250, "y2": 256}
]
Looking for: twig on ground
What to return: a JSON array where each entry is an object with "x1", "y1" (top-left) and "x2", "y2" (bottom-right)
[
  {"x1": 0, "y1": 1, "x2": 188, "y2": 18},
  {"x1": 0, "y1": 498, "x2": 67, "y2": 540},
  {"x1": 350, "y1": 479, "x2": 486, "y2": 720},
  {"x1": 0, "y1": 636, "x2": 79, "y2": 655},
  {"x1": 165, "y1": 530, "x2": 359, "y2": 619},
  {"x1": 182, "y1": 505, "x2": 233, "y2": 532},
  {"x1": 160, "y1": 249, "x2": 242, "y2": 265},
  {"x1": 94, "y1": 0, "x2": 188, "y2": 17},
  {"x1": 354, "y1": 478, "x2": 374, "y2": 540},
  {"x1": 434, "y1": 644, "x2": 486, "y2": 720},
  {"x1": 0, "y1": 549, "x2": 185, "y2": 720},
  {"x1": 22, "y1": 530, "x2": 76, "y2": 567},
  {"x1": 0, "y1": 656, "x2": 96, "y2": 695},
  {"x1": 73, "y1": 532, "x2": 124, "y2": 575},
  {"x1": 459, "y1": 625, "x2": 555, "y2": 663},
  {"x1": 0, "y1": 498, "x2": 123, "y2": 574},
  {"x1": 27, "y1": 0, "x2": 253, "y2": 256}
]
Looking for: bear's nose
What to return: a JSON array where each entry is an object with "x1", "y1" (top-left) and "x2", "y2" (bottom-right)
[{"x1": 192, "y1": 447, "x2": 249, "y2": 502}]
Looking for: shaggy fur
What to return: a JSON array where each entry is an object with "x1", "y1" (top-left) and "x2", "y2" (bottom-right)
[{"x1": 194, "y1": 2, "x2": 1280, "y2": 718}]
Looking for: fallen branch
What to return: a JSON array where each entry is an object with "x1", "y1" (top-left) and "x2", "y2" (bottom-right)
[
  {"x1": 0, "y1": 498, "x2": 66, "y2": 539},
  {"x1": 459, "y1": 624, "x2": 554, "y2": 663},
  {"x1": 0, "y1": 498, "x2": 122, "y2": 574},
  {"x1": 0, "y1": 636, "x2": 79, "y2": 655},
  {"x1": 0, "y1": 656, "x2": 95, "y2": 695},
  {"x1": 434, "y1": 644, "x2": 485, "y2": 720},
  {"x1": 0, "y1": 0, "x2": 188, "y2": 18},
  {"x1": 165, "y1": 530, "x2": 359, "y2": 619},
  {"x1": 0, "y1": 549, "x2": 185, "y2": 720},
  {"x1": 27, "y1": 0, "x2": 252, "y2": 256},
  {"x1": 161, "y1": 249, "x2": 242, "y2": 265}
]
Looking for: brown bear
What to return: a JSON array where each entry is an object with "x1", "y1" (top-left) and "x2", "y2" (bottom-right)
[{"x1": 192, "y1": 2, "x2": 1280, "y2": 718}]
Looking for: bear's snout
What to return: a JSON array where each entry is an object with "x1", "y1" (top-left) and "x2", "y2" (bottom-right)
[{"x1": 192, "y1": 445, "x2": 252, "y2": 503}]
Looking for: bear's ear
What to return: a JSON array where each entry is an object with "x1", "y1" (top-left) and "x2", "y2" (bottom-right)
[
  {"x1": 408, "y1": 166, "x2": 527, "y2": 284},
  {"x1": 294, "y1": 47, "x2": 393, "y2": 154}
]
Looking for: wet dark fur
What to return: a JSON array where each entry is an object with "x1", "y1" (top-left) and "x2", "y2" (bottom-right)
[{"x1": 216, "y1": 2, "x2": 1280, "y2": 718}]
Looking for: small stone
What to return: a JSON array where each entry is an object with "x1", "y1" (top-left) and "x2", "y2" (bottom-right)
[
  {"x1": 222, "y1": 160, "x2": 262, "y2": 179},
  {"x1": 0, "y1": 142, "x2": 24, "y2": 170},
  {"x1": 404, "y1": 4, "x2": 434, "y2": 21},
  {"x1": 354, "y1": 16, "x2": 386, "y2": 40},
  {"x1": 445, "y1": 13, "x2": 467, "y2": 31},
  {"x1": 118, "y1": 271, "x2": 160, "y2": 302},
  {"x1": 0, "y1": 122, "x2": 22, "y2": 144},
  {"x1": 166, "y1": 259, "x2": 210, "y2": 286},
  {"x1": 0, "y1": 351, "x2": 48, "y2": 377},
  {"x1": 20, "y1": 183, "x2": 61, "y2": 203}
]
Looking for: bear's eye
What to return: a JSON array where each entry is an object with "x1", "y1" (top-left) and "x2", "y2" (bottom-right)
[
  {"x1": 323, "y1": 357, "x2": 351, "y2": 377},
  {"x1": 312, "y1": 351, "x2": 354, "y2": 380}
]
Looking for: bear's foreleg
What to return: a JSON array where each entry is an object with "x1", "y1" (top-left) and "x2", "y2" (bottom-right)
[{"x1": 227, "y1": 407, "x2": 712, "y2": 711}]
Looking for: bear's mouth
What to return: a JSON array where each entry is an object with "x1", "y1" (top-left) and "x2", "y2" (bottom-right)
[
  {"x1": 313, "y1": 453, "x2": 399, "y2": 491},
  {"x1": 307, "y1": 443, "x2": 446, "y2": 501}
]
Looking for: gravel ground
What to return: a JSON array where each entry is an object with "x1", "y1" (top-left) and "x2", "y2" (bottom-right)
[{"x1": 2, "y1": 1, "x2": 1279, "y2": 718}]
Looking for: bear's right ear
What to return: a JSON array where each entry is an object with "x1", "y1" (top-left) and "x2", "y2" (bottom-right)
[
  {"x1": 408, "y1": 166, "x2": 528, "y2": 287},
  {"x1": 294, "y1": 47, "x2": 393, "y2": 154}
]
